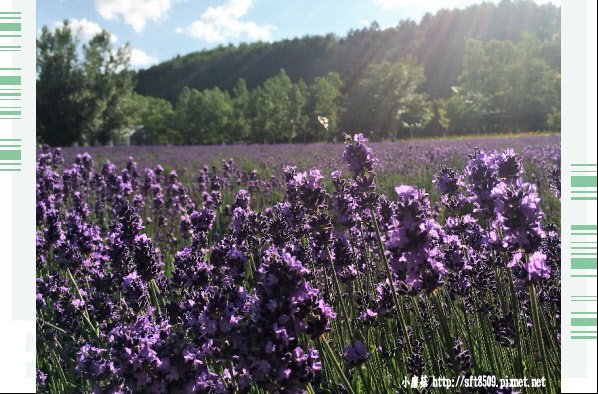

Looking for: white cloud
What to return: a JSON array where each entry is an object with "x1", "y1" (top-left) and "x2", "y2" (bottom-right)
[
  {"x1": 94, "y1": 0, "x2": 173, "y2": 33},
  {"x1": 373, "y1": 0, "x2": 560, "y2": 10},
  {"x1": 129, "y1": 48, "x2": 159, "y2": 67},
  {"x1": 54, "y1": 18, "x2": 118, "y2": 43},
  {"x1": 49, "y1": 19, "x2": 157, "y2": 69},
  {"x1": 183, "y1": 0, "x2": 275, "y2": 43},
  {"x1": 534, "y1": 0, "x2": 561, "y2": 5},
  {"x1": 373, "y1": 0, "x2": 478, "y2": 10}
]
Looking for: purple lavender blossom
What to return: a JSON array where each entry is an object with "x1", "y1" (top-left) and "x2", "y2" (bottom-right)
[
  {"x1": 491, "y1": 179, "x2": 545, "y2": 251},
  {"x1": 342, "y1": 133, "x2": 376, "y2": 176},
  {"x1": 343, "y1": 340, "x2": 370, "y2": 366},
  {"x1": 509, "y1": 251, "x2": 551, "y2": 282}
]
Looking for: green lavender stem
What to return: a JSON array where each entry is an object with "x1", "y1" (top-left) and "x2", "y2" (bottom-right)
[
  {"x1": 507, "y1": 270, "x2": 525, "y2": 379},
  {"x1": 431, "y1": 292, "x2": 461, "y2": 375},
  {"x1": 369, "y1": 207, "x2": 411, "y2": 349},
  {"x1": 64, "y1": 268, "x2": 101, "y2": 342},
  {"x1": 320, "y1": 338, "x2": 356, "y2": 394},
  {"x1": 529, "y1": 283, "x2": 553, "y2": 393},
  {"x1": 325, "y1": 245, "x2": 355, "y2": 342}
]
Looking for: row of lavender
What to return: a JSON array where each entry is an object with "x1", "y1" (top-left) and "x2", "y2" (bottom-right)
[
  {"x1": 56, "y1": 136, "x2": 561, "y2": 223},
  {"x1": 57, "y1": 135, "x2": 560, "y2": 187},
  {"x1": 37, "y1": 135, "x2": 561, "y2": 393}
]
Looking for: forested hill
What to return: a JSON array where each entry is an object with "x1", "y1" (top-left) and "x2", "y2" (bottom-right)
[{"x1": 135, "y1": 0, "x2": 560, "y2": 103}]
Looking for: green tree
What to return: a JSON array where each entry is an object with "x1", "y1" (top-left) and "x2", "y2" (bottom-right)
[
  {"x1": 437, "y1": 99, "x2": 450, "y2": 135},
  {"x1": 438, "y1": 90, "x2": 489, "y2": 134},
  {"x1": 36, "y1": 21, "x2": 135, "y2": 146},
  {"x1": 343, "y1": 58, "x2": 432, "y2": 140},
  {"x1": 174, "y1": 87, "x2": 200, "y2": 144},
  {"x1": 125, "y1": 94, "x2": 176, "y2": 145},
  {"x1": 308, "y1": 72, "x2": 343, "y2": 142},
  {"x1": 455, "y1": 35, "x2": 560, "y2": 132},
  {"x1": 288, "y1": 81, "x2": 308, "y2": 143},
  {"x1": 201, "y1": 87, "x2": 234, "y2": 144},
  {"x1": 81, "y1": 32, "x2": 134, "y2": 145},
  {"x1": 231, "y1": 79, "x2": 252, "y2": 142},
  {"x1": 174, "y1": 87, "x2": 233, "y2": 145},
  {"x1": 135, "y1": 0, "x2": 560, "y2": 117},
  {"x1": 36, "y1": 22, "x2": 86, "y2": 146},
  {"x1": 546, "y1": 106, "x2": 561, "y2": 131},
  {"x1": 252, "y1": 69, "x2": 295, "y2": 143}
]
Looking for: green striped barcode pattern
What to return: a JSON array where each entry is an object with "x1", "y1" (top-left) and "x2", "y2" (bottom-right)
[
  {"x1": 0, "y1": 11, "x2": 21, "y2": 41},
  {"x1": 571, "y1": 164, "x2": 598, "y2": 200},
  {"x1": 571, "y1": 225, "x2": 597, "y2": 277},
  {"x1": 0, "y1": 68, "x2": 21, "y2": 119},
  {"x1": 571, "y1": 297, "x2": 597, "y2": 340},
  {"x1": 0, "y1": 139, "x2": 20, "y2": 171}
]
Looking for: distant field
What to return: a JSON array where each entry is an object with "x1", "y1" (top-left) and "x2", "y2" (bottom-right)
[
  {"x1": 58, "y1": 133, "x2": 560, "y2": 172},
  {"x1": 56, "y1": 134, "x2": 561, "y2": 222}
]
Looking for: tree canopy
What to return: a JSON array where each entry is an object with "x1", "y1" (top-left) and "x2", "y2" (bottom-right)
[
  {"x1": 37, "y1": 0, "x2": 561, "y2": 146},
  {"x1": 135, "y1": 0, "x2": 560, "y2": 104},
  {"x1": 439, "y1": 33, "x2": 561, "y2": 134},
  {"x1": 341, "y1": 58, "x2": 432, "y2": 140},
  {"x1": 37, "y1": 21, "x2": 135, "y2": 146}
]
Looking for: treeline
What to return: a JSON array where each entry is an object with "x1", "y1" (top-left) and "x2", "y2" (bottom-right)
[
  {"x1": 137, "y1": 0, "x2": 560, "y2": 103},
  {"x1": 129, "y1": 70, "x2": 343, "y2": 144},
  {"x1": 37, "y1": 0, "x2": 561, "y2": 146},
  {"x1": 130, "y1": 32, "x2": 559, "y2": 145},
  {"x1": 437, "y1": 33, "x2": 560, "y2": 134}
]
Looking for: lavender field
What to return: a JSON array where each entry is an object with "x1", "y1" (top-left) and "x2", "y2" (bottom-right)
[
  {"x1": 37, "y1": 134, "x2": 561, "y2": 393},
  {"x1": 58, "y1": 135, "x2": 561, "y2": 220}
]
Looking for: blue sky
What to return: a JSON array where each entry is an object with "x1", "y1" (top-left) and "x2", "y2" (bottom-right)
[{"x1": 38, "y1": 0, "x2": 560, "y2": 69}]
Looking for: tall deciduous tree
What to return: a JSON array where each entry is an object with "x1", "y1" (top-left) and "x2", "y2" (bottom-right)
[
  {"x1": 81, "y1": 32, "x2": 134, "y2": 145},
  {"x1": 454, "y1": 34, "x2": 560, "y2": 132},
  {"x1": 437, "y1": 90, "x2": 489, "y2": 135},
  {"x1": 125, "y1": 94, "x2": 176, "y2": 145},
  {"x1": 174, "y1": 87, "x2": 233, "y2": 145},
  {"x1": 252, "y1": 69, "x2": 296, "y2": 143},
  {"x1": 37, "y1": 21, "x2": 135, "y2": 146},
  {"x1": 342, "y1": 57, "x2": 432, "y2": 140},
  {"x1": 309, "y1": 72, "x2": 343, "y2": 142},
  {"x1": 231, "y1": 79, "x2": 251, "y2": 142},
  {"x1": 36, "y1": 22, "x2": 86, "y2": 146},
  {"x1": 288, "y1": 81, "x2": 308, "y2": 143}
]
